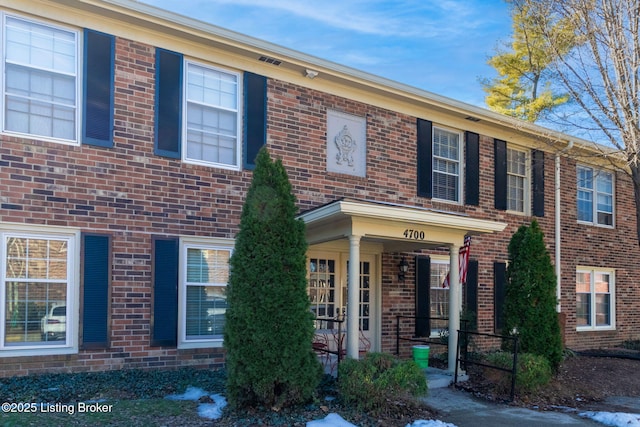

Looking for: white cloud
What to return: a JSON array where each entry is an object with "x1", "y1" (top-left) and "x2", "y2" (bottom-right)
[{"x1": 144, "y1": 0, "x2": 495, "y2": 40}]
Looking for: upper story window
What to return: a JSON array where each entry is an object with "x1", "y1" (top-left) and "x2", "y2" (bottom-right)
[
  {"x1": 577, "y1": 165, "x2": 614, "y2": 226},
  {"x1": 432, "y1": 127, "x2": 462, "y2": 203},
  {"x1": 2, "y1": 15, "x2": 79, "y2": 143},
  {"x1": 178, "y1": 238, "x2": 232, "y2": 348},
  {"x1": 507, "y1": 147, "x2": 528, "y2": 213},
  {"x1": 184, "y1": 61, "x2": 241, "y2": 169}
]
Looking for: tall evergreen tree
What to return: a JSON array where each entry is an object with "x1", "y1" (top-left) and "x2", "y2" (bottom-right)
[
  {"x1": 224, "y1": 147, "x2": 321, "y2": 409},
  {"x1": 505, "y1": 220, "x2": 563, "y2": 370}
]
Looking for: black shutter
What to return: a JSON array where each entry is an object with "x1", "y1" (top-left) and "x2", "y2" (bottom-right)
[
  {"x1": 244, "y1": 72, "x2": 267, "y2": 169},
  {"x1": 494, "y1": 139, "x2": 507, "y2": 210},
  {"x1": 415, "y1": 256, "x2": 431, "y2": 337},
  {"x1": 465, "y1": 131, "x2": 480, "y2": 206},
  {"x1": 154, "y1": 49, "x2": 183, "y2": 158},
  {"x1": 494, "y1": 262, "x2": 507, "y2": 332},
  {"x1": 417, "y1": 119, "x2": 433, "y2": 198},
  {"x1": 532, "y1": 149, "x2": 545, "y2": 217},
  {"x1": 83, "y1": 29, "x2": 114, "y2": 147},
  {"x1": 81, "y1": 234, "x2": 110, "y2": 348},
  {"x1": 464, "y1": 259, "x2": 478, "y2": 330},
  {"x1": 151, "y1": 237, "x2": 179, "y2": 347}
]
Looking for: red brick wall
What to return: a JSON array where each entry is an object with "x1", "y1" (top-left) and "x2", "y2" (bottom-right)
[{"x1": 0, "y1": 34, "x2": 638, "y2": 377}]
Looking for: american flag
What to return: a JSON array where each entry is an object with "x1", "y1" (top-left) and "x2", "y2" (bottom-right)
[{"x1": 442, "y1": 235, "x2": 472, "y2": 288}]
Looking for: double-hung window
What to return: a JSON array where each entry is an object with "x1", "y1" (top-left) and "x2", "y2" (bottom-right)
[
  {"x1": 184, "y1": 61, "x2": 241, "y2": 169},
  {"x1": 179, "y1": 238, "x2": 232, "y2": 348},
  {"x1": 576, "y1": 268, "x2": 615, "y2": 330},
  {"x1": 0, "y1": 227, "x2": 78, "y2": 355},
  {"x1": 577, "y1": 166, "x2": 614, "y2": 226},
  {"x1": 432, "y1": 127, "x2": 462, "y2": 202},
  {"x1": 2, "y1": 14, "x2": 79, "y2": 143},
  {"x1": 507, "y1": 147, "x2": 528, "y2": 213}
]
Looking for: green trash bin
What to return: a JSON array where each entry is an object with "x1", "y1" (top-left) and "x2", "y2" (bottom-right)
[{"x1": 412, "y1": 345, "x2": 430, "y2": 369}]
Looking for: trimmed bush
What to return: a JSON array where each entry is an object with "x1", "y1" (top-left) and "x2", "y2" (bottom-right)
[
  {"x1": 504, "y1": 220, "x2": 563, "y2": 370},
  {"x1": 485, "y1": 351, "x2": 552, "y2": 393},
  {"x1": 338, "y1": 353, "x2": 427, "y2": 415},
  {"x1": 224, "y1": 147, "x2": 322, "y2": 409}
]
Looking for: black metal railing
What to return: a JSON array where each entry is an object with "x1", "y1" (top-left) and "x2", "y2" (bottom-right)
[
  {"x1": 454, "y1": 329, "x2": 519, "y2": 401},
  {"x1": 395, "y1": 315, "x2": 469, "y2": 356}
]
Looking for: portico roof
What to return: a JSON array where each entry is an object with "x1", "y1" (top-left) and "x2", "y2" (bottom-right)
[{"x1": 298, "y1": 198, "x2": 507, "y2": 252}]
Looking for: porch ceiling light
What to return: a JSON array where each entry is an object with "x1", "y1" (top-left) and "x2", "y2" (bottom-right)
[{"x1": 398, "y1": 257, "x2": 409, "y2": 282}]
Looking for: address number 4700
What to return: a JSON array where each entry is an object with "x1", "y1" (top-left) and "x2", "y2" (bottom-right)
[{"x1": 403, "y1": 229, "x2": 425, "y2": 240}]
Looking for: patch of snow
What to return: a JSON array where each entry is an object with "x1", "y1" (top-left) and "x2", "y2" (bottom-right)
[
  {"x1": 306, "y1": 413, "x2": 358, "y2": 427},
  {"x1": 165, "y1": 386, "x2": 209, "y2": 401},
  {"x1": 406, "y1": 421, "x2": 458, "y2": 427},
  {"x1": 164, "y1": 386, "x2": 227, "y2": 420},
  {"x1": 580, "y1": 411, "x2": 640, "y2": 427},
  {"x1": 197, "y1": 394, "x2": 227, "y2": 420}
]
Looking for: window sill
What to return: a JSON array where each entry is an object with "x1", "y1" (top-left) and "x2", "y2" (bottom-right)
[
  {"x1": 576, "y1": 326, "x2": 615, "y2": 332},
  {"x1": 178, "y1": 339, "x2": 224, "y2": 350},
  {"x1": 0, "y1": 346, "x2": 77, "y2": 358},
  {"x1": 577, "y1": 220, "x2": 615, "y2": 229}
]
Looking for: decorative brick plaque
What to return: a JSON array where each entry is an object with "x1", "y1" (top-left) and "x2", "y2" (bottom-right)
[{"x1": 326, "y1": 109, "x2": 366, "y2": 177}]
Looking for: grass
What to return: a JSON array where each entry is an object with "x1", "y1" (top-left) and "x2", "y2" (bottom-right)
[
  {"x1": 0, "y1": 368, "x2": 226, "y2": 427},
  {"x1": 1, "y1": 399, "x2": 204, "y2": 426},
  {"x1": 0, "y1": 365, "x2": 436, "y2": 426}
]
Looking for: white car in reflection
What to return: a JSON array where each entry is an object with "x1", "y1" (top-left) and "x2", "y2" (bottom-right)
[{"x1": 40, "y1": 304, "x2": 66, "y2": 341}]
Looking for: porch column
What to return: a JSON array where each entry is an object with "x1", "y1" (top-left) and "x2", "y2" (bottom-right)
[
  {"x1": 347, "y1": 234, "x2": 362, "y2": 359},
  {"x1": 448, "y1": 243, "x2": 460, "y2": 373}
]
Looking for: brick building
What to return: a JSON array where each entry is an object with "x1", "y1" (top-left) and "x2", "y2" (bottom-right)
[{"x1": 0, "y1": 0, "x2": 637, "y2": 377}]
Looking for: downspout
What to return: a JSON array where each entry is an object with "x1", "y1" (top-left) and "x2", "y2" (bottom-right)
[{"x1": 555, "y1": 141, "x2": 573, "y2": 312}]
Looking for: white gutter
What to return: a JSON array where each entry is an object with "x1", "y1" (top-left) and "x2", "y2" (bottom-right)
[{"x1": 555, "y1": 141, "x2": 573, "y2": 312}]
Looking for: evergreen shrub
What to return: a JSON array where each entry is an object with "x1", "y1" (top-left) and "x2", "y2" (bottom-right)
[
  {"x1": 338, "y1": 353, "x2": 427, "y2": 415},
  {"x1": 504, "y1": 220, "x2": 563, "y2": 370},
  {"x1": 224, "y1": 148, "x2": 322, "y2": 409},
  {"x1": 485, "y1": 351, "x2": 552, "y2": 393}
]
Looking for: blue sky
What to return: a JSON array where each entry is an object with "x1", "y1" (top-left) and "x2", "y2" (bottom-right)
[{"x1": 139, "y1": 0, "x2": 513, "y2": 108}]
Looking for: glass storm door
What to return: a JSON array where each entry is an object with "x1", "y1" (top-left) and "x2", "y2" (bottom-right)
[{"x1": 308, "y1": 254, "x2": 376, "y2": 349}]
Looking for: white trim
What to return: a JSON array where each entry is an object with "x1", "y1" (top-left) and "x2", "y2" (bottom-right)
[
  {"x1": 299, "y1": 199, "x2": 506, "y2": 235},
  {"x1": 428, "y1": 258, "x2": 450, "y2": 339},
  {"x1": 177, "y1": 236, "x2": 234, "y2": 349},
  {"x1": 182, "y1": 60, "x2": 243, "y2": 171},
  {"x1": 576, "y1": 165, "x2": 615, "y2": 228},
  {"x1": 0, "y1": 12, "x2": 81, "y2": 145},
  {"x1": 432, "y1": 125, "x2": 464, "y2": 204},
  {"x1": 506, "y1": 145, "x2": 530, "y2": 215},
  {"x1": 575, "y1": 266, "x2": 616, "y2": 332},
  {"x1": 0, "y1": 225, "x2": 80, "y2": 357}
]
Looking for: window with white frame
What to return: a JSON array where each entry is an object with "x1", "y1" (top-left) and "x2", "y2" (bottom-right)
[
  {"x1": 184, "y1": 61, "x2": 241, "y2": 169},
  {"x1": 507, "y1": 147, "x2": 528, "y2": 213},
  {"x1": 1, "y1": 230, "x2": 77, "y2": 353},
  {"x1": 2, "y1": 14, "x2": 79, "y2": 143},
  {"x1": 432, "y1": 127, "x2": 461, "y2": 202},
  {"x1": 577, "y1": 166, "x2": 614, "y2": 226},
  {"x1": 430, "y1": 259, "x2": 449, "y2": 336},
  {"x1": 179, "y1": 239, "x2": 232, "y2": 347},
  {"x1": 576, "y1": 268, "x2": 615, "y2": 330}
]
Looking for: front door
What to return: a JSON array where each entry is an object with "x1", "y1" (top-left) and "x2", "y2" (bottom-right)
[{"x1": 308, "y1": 253, "x2": 377, "y2": 351}]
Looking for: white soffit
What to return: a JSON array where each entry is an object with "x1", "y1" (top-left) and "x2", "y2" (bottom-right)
[{"x1": 299, "y1": 199, "x2": 507, "y2": 236}]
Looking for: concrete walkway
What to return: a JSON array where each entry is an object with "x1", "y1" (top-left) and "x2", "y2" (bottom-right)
[
  {"x1": 422, "y1": 367, "x2": 603, "y2": 426},
  {"x1": 423, "y1": 387, "x2": 603, "y2": 427}
]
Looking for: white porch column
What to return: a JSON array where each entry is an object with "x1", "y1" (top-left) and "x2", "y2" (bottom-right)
[
  {"x1": 448, "y1": 243, "x2": 460, "y2": 373},
  {"x1": 347, "y1": 234, "x2": 362, "y2": 359}
]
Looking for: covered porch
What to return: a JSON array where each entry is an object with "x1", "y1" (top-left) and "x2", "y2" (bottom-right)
[{"x1": 299, "y1": 198, "x2": 506, "y2": 372}]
